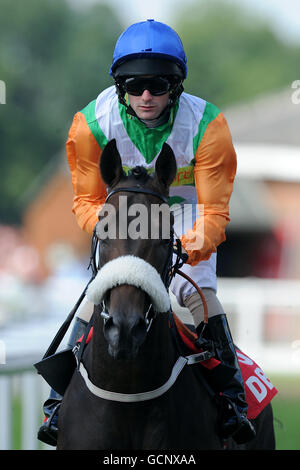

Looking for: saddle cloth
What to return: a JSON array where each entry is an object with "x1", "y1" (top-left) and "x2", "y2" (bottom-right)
[{"x1": 80, "y1": 313, "x2": 278, "y2": 420}]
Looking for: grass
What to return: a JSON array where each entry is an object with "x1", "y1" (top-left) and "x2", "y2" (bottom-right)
[
  {"x1": 12, "y1": 396, "x2": 22, "y2": 450},
  {"x1": 272, "y1": 398, "x2": 300, "y2": 450},
  {"x1": 268, "y1": 374, "x2": 300, "y2": 450},
  {"x1": 11, "y1": 396, "x2": 44, "y2": 450}
]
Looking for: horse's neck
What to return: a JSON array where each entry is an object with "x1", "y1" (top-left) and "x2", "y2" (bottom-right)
[{"x1": 85, "y1": 313, "x2": 177, "y2": 394}]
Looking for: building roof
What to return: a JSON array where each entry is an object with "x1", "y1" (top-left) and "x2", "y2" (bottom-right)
[{"x1": 235, "y1": 144, "x2": 300, "y2": 182}]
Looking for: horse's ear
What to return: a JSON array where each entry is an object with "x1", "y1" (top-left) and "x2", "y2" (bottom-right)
[
  {"x1": 154, "y1": 143, "x2": 177, "y2": 191},
  {"x1": 100, "y1": 139, "x2": 124, "y2": 187}
]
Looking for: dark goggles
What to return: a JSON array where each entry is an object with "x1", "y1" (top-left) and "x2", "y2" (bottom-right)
[{"x1": 122, "y1": 76, "x2": 172, "y2": 96}]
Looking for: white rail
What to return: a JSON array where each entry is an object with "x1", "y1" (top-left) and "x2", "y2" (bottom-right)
[
  {"x1": 172, "y1": 278, "x2": 300, "y2": 374},
  {"x1": 0, "y1": 361, "x2": 53, "y2": 450}
]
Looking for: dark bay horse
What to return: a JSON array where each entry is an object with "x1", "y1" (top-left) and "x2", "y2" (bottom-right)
[{"x1": 57, "y1": 140, "x2": 275, "y2": 450}]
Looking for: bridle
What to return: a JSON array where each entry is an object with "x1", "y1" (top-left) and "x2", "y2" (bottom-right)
[
  {"x1": 89, "y1": 185, "x2": 173, "y2": 275},
  {"x1": 89, "y1": 185, "x2": 185, "y2": 329},
  {"x1": 78, "y1": 184, "x2": 214, "y2": 403},
  {"x1": 35, "y1": 183, "x2": 213, "y2": 403},
  {"x1": 89, "y1": 184, "x2": 208, "y2": 324},
  {"x1": 106, "y1": 184, "x2": 176, "y2": 285}
]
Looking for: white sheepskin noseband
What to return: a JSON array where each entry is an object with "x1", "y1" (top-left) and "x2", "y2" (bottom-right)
[{"x1": 86, "y1": 255, "x2": 171, "y2": 313}]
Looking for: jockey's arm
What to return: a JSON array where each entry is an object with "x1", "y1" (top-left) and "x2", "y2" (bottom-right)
[
  {"x1": 180, "y1": 112, "x2": 237, "y2": 266},
  {"x1": 66, "y1": 112, "x2": 107, "y2": 235}
]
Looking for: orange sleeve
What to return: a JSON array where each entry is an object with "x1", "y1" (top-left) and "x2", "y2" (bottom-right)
[
  {"x1": 181, "y1": 112, "x2": 237, "y2": 266},
  {"x1": 66, "y1": 112, "x2": 107, "y2": 235}
]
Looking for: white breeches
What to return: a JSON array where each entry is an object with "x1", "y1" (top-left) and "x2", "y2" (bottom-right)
[{"x1": 169, "y1": 200, "x2": 217, "y2": 307}]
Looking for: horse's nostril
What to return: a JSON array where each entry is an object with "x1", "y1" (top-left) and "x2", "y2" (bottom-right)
[
  {"x1": 103, "y1": 317, "x2": 120, "y2": 346},
  {"x1": 103, "y1": 313, "x2": 148, "y2": 360},
  {"x1": 131, "y1": 318, "x2": 147, "y2": 345}
]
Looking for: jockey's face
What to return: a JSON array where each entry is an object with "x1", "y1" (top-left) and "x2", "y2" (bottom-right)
[{"x1": 128, "y1": 90, "x2": 169, "y2": 120}]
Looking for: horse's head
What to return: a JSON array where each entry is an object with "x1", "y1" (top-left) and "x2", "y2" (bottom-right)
[{"x1": 87, "y1": 139, "x2": 177, "y2": 360}]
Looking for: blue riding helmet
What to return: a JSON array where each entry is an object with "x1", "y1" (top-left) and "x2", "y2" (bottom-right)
[{"x1": 110, "y1": 19, "x2": 187, "y2": 79}]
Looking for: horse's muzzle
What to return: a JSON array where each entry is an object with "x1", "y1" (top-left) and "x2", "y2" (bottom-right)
[{"x1": 103, "y1": 313, "x2": 148, "y2": 360}]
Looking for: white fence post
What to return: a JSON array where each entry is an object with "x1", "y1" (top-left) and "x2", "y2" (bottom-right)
[
  {"x1": 0, "y1": 375, "x2": 12, "y2": 450},
  {"x1": 21, "y1": 372, "x2": 39, "y2": 450},
  {"x1": 234, "y1": 286, "x2": 265, "y2": 360}
]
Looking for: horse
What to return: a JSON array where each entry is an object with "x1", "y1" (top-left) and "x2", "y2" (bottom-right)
[{"x1": 57, "y1": 140, "x2": 275, "y2": 450}]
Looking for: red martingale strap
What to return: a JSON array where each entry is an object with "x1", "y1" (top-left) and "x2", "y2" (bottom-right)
[{"x1": 78, "y1": 327, "x2": 93, "y2": 345}]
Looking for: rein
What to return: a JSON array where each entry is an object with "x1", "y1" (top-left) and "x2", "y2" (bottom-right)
[{"x1": 176, "y1": 270, "x2": 208, "y2": 324}]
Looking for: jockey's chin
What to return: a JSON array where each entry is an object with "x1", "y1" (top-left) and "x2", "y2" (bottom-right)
[{"x1": 128, "y1": 90, "x2": 170, "y2": 121}]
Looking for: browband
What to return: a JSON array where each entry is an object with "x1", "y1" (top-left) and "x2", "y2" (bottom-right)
[{"x1": 106, "y1": 186, "x2": 169, "y2": 205}]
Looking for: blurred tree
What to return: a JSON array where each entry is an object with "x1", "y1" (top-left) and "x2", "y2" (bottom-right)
[
  {"x1": 1, "y1": 0, "x2": 300, "y2": 225},
  {"x1": 0, "y1": 0, "x2": 122, "y2": 224},
  {"x1": 174, "y1": 0, "x2": 300, "y2": 106}
]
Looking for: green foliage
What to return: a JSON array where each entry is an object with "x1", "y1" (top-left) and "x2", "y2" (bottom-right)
[
  {"x1": 174, "y1": 1, "x2": 300, "y2": 106},
  {"x1": 0, "y1": 0, "x2": 122, "y2": 224}
]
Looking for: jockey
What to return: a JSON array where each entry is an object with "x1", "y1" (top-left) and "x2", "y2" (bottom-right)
[{"x1": 38, "y1": 19, "x2": 256, "y2": 446}]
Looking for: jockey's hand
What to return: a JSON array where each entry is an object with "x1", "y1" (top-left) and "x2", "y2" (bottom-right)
[
  {"x1": 173, "y1": 242, "x2": 189, "y2": 264},
  {"x1": 181, "y1": 246, "x2": 189, "y2": 264}
]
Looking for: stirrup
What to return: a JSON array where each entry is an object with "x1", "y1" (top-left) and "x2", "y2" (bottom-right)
[
  {"x1": 231, "y1": 415, "x2": 256, "y2": 445},
  {"x1": 37, "y1": 402, "x2": 60, "y2": 447},
  {"x1": 219, "y1": 397, "x2": 256, "y2": 444}
]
